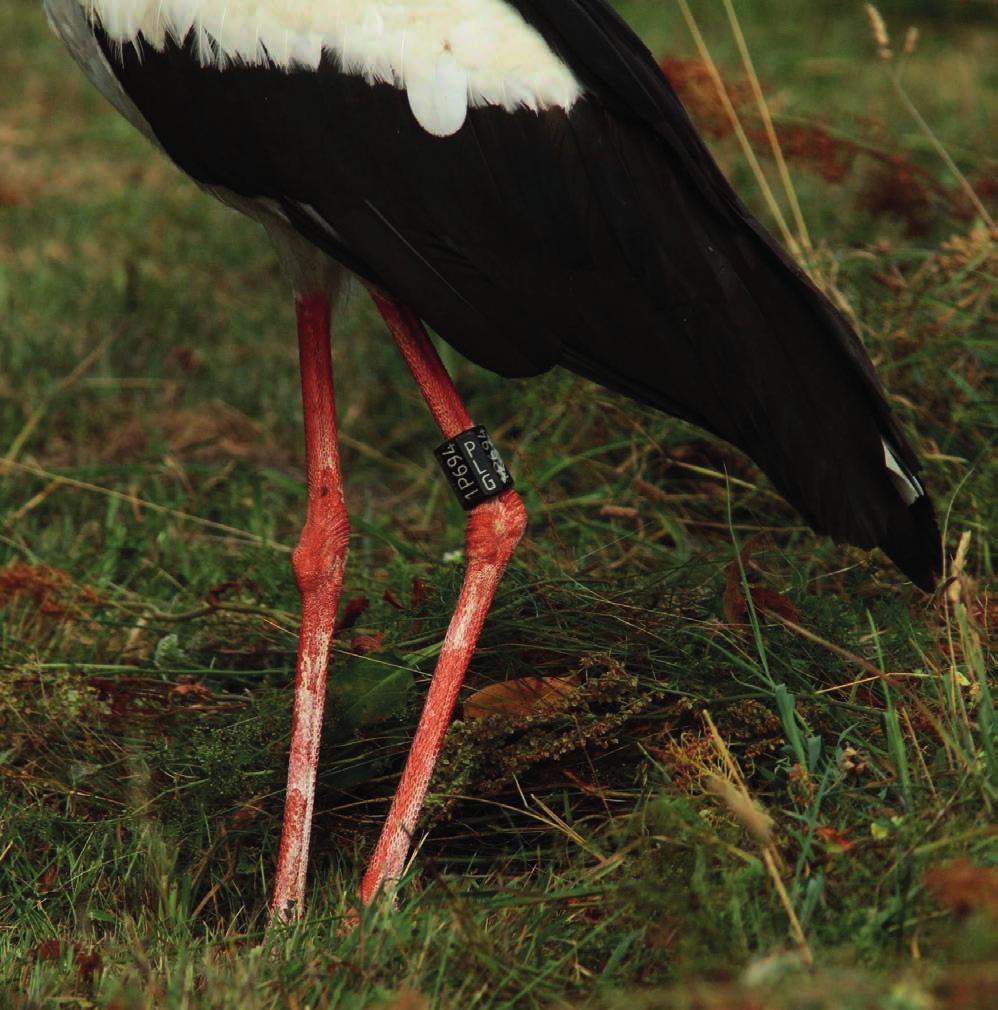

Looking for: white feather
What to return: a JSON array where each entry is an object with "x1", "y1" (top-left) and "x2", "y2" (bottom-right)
[
  {"x1": 882, "y1": 438, "x2": 923, "y2": 506},
  {"x1": 67, "y1": 0, "x2": 584, "y2": 137},
  {"x1": 407, "y1": 48, "x2": 470, "y2": 136}
]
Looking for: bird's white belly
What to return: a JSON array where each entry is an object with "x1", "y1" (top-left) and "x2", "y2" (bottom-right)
[{"x1": 56, "y1": 0, "x2": 583, "y2": 137}]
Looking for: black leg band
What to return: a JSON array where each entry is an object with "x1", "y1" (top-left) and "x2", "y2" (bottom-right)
[{"x1": 435, "y1": 426, "x2": 514, "y2": 510}]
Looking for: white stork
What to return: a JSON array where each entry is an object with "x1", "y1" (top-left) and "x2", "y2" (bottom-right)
[{"x1": 41, "y1": 0, "x2": 941, "y2": 921}]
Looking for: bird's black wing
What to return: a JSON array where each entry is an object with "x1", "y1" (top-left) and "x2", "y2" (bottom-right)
[
  {"x1": 502, "y1": 0, "x2": 943, "y2": 588},
  {"x1": 511, "y1": 0, "x2": 924, "y2": 462},
  {"x1": 89, "y1": 8, "x2": 941, "y2": 588},
  {"x1": 509, "y1": 0, "x2": 740, "y2": 205}
]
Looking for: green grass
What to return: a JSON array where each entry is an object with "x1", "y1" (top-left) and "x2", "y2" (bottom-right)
[{"x1": 0, "y1": 0, "x2": 994, "y2": 1007}]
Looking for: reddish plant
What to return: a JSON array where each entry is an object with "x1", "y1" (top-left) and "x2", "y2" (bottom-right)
[{"x1": 659, "y1": 54, "x2": 982, "y2": 236}]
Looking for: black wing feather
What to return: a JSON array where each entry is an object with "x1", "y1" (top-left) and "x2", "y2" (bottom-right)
[{"x1": 92, "y1": 8, "x2": 941, "y2": 589}]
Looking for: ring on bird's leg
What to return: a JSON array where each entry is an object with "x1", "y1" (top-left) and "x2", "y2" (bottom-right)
[{"x1": 435, "y1": 425, "x2": 514, "y2": 510}]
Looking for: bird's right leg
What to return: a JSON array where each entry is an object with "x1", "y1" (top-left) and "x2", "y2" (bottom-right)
[{"x1": 270, "y1": 292, "x2": 350, "y2": 922}]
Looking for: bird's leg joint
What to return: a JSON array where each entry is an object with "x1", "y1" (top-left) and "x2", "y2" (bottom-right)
[
  {"x1": 465, "y1": 489, "x2": 527, "y2": 567},
  {"x1": 292, "y1": 478, "x2": 350, "y2": 594}
]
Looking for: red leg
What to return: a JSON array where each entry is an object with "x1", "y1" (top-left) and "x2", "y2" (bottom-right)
[
  {"x1": 361, "y1": 292, "x2": 527, "y2": 903},
  {"x1": 270, "y1": 293, "x2": 350, "y2": 922}
]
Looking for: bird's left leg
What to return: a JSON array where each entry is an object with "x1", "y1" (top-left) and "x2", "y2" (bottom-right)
[{"x1": 359, "y1": 292, "x2": 527, "y2": 903}]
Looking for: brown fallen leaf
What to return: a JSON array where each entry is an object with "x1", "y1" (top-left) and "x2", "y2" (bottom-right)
[
  {"x1": 464, "y1": 674, "x2": 579, "y2": 720},
  {"x1": 723, "y1": 544, "x2": 800, "y2": 625},
  {"x1": 748, "y1": 586, "x2": 801, "y2": 623},
  {"x1": 335, "y1": 596, "x2": 369, "y2": 633},
  {"x1": 815, "y1": 825, "x2": 855, "y2": 852},
  {"x1": 170, "y1": 681, "x2": 212, "y2": 702},
  {"x1": 37, "y1": 864, "x2": 58, "y2": 893},
  {"x1": 350, "y1": 632, "x2": 385, "y2": 655}
]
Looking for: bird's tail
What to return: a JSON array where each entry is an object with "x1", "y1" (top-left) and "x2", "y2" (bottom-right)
[
  {"x1": 563, "y1": 215, "x2": 943, "y2": 592},
  {"x1": 733, "y1": 224, "x2": 944, "y2": 592}
]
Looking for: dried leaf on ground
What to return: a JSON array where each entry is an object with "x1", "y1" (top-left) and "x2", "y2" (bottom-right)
[
  {"x1": 335, "y1": 595, "x2": 369, "y2": 633},
  {"x1": 815, "y1": 825, "x2": 856, "y2": 852},
  {"x1": 464, "y1": 674, "x2": 579, "y2": 720},
  {"x1": 723, "y1": 546, "x2": 801, "y2": 625},
  {"x1": 350, "y1": 632, "x2": 385, "y2": 655}
]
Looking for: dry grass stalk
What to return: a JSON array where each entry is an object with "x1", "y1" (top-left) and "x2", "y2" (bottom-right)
[
  {"x1": 946, "y1": 530, "x2": 972, "y2": 609},
  {"x1": 721, "y1": 0, "x2": 812, "y2": 255},
  {"x1": 900, "y1": 704, "x2": 938, "y2": 800},
  {"x1": 675, "y1": 0, "x2": 800, "y2": 260},
  {"x1": 864, "y1": 4, "x2": 892, "y2": 61},
  {"x1": 705, "y1": 775, "x2": 773, "y2": 846},
  {"x1": 702, "y1": 711, "x2": 813, "y2": 968},
  {"x1": 939, "y1": 530, "x2": 987, "y2": 740},
  {"x1": 862, "y1": 9, "x2": 994, "y2": 228},
  {"x1": 887, "y1": 78, "x2": 994, "y2": 228},
  {"x1": 771, "y1": 612, "x2": 884, "y2": 680}
]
